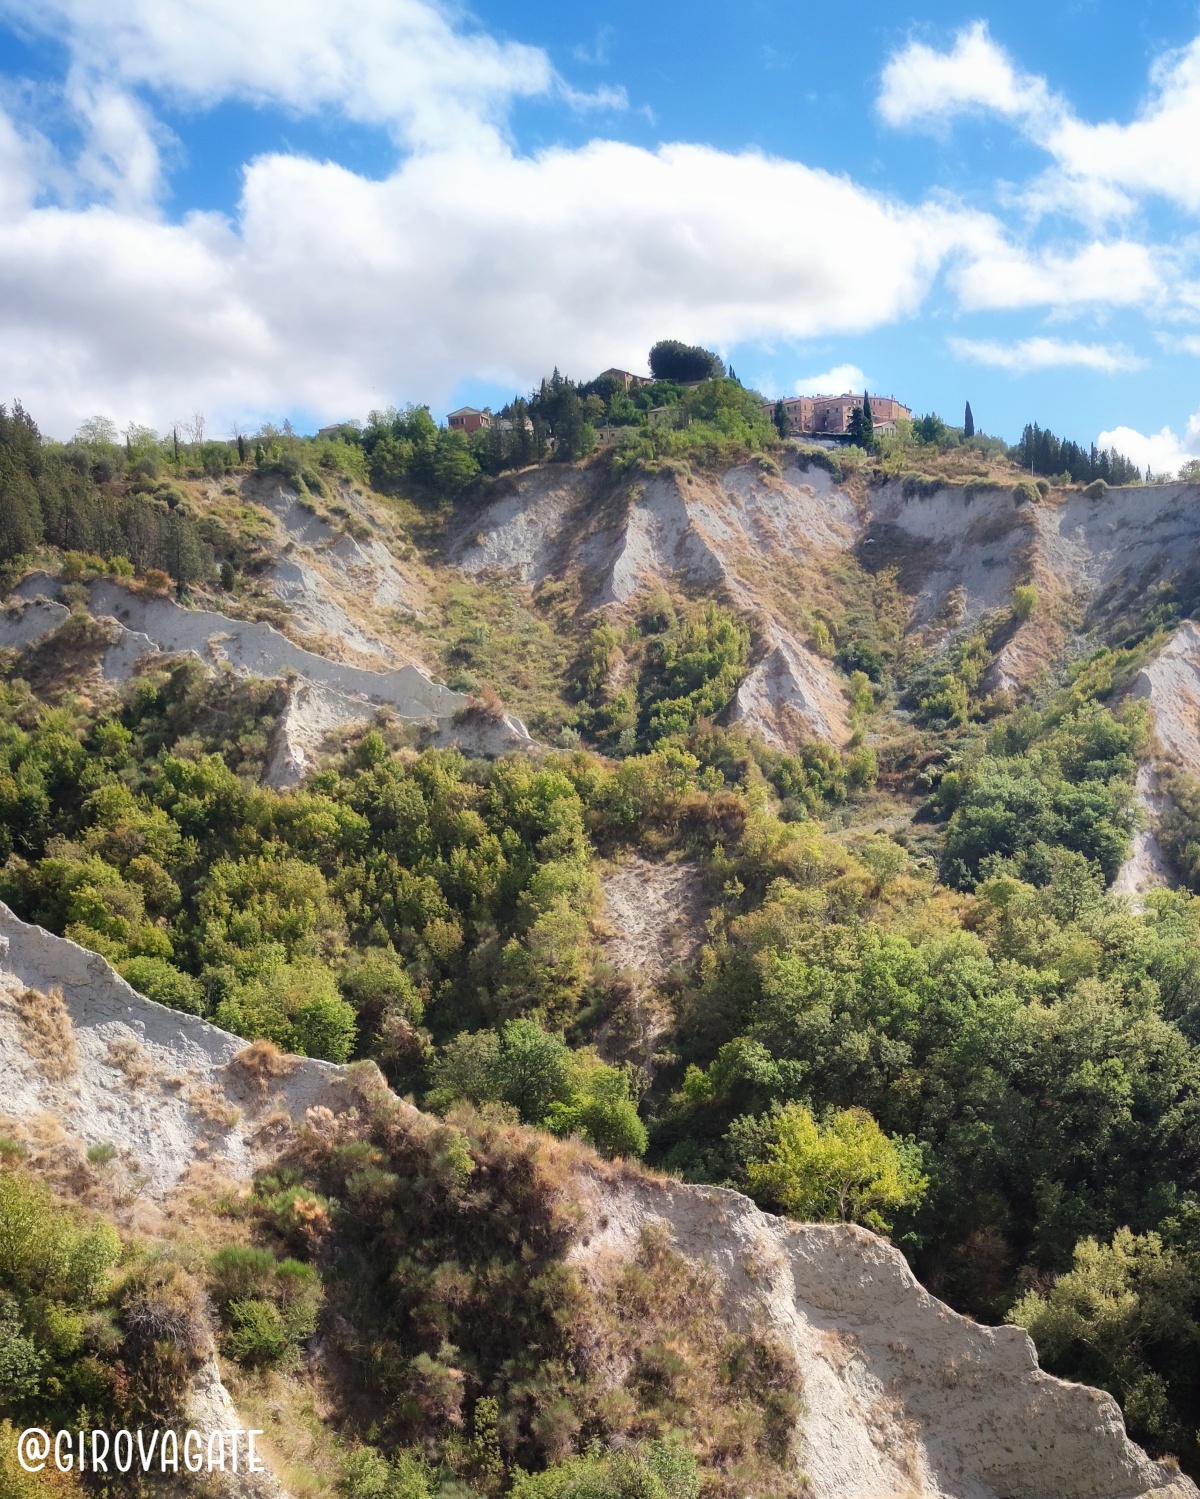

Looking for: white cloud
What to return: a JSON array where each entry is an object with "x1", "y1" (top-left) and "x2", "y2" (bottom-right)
[
  {"x1": 0, "y1": 134, "x2": 991, "y2": 434},
  {"x1": 0, "y1": 0, "x2": 1181, "y2": 437},
  {"x1": 795, "y1": 364, "x2": 866, "y2": 395},
  {"x1": 878, "y1": 21, "x2": 1055, "y2": 131},
  {"x1": 952, "y1": 239, "x2": 1162, "y2": 311},
  {"x1": 5, "y1": 0, "x2": 559, "y2": 154},
  {"x1": 1097, "y1": 420, "x2": 1200, "y2": 476},
  {"x1": 879, "y1": 22, "x2": 1200, "y2": 220},
  {"x1": 949, "y1": 336, "x2": 1144, "y2": 373}
]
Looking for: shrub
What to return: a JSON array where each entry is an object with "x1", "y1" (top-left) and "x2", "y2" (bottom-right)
[
  {"x1": 210, "y1": 1245, "x2": 322, "y2": 1367},
  {"x1": 1012, "y1": 479, "x2": 1040, "y2": 505},
  {"x1": 837, "y1": 639, "x2": 885, "y2": 682},
  {"x1": 119, "y1": 955, "x2": 204, "y2": 1014},
  {"x1": 745, "y1": 1103, "x2": 927, "y2": 1233},
  {"x1": 1084, "y1": 478, "x2": 1109, "y2": 498},
  {"x1": 226, "y1": 1298, "x2": 291, "y2": 1366},
  {"x1": 1012, "y1": 583, "x2": 1038, "y2": 622}
]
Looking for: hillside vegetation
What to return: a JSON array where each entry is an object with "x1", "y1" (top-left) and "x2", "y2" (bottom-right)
[{"x1": 2, "y1": 369, "x2": 1200, "y2": 1489}]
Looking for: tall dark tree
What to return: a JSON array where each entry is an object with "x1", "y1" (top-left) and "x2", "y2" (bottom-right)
[
  {"x1": 964, "y1": 401, "x2": 975, "y2": 439},
  {"x1": 847, "y1": 393, "x2": 874, "y2": 449},
  {"x1": 648, "y1": 340, "x2": 725, "y2": 383},
  {"x1": 773, "y1": 400, "x2": 789, "y2": 439}
]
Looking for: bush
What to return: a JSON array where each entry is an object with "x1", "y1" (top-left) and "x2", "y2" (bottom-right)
[
  {"x1": 119, "y1": 956, "x2": 204, "y2": 1014},
  {"x1": 210, "y1": 1245, "x2": 321, "y2": 1367},
  {"x1": 511, "y1": 1440, "x2": 700, "y2": 1499},
  {"x1": 745, "y1": 1103, "x2": 926, "y2": 1233},
  {"x1": 1084, "y1": 478, "x2": 1109, "y2": 498},
  {"x1": 1012, "y1": 583, "x2": 1038, "y2": 622},
  {"x1": 226, "y1": 1298, "x2": 291, "y2": 1366},
  {"x1": 1012, "y1": 480, "x2": 1040, "y2": 505}
]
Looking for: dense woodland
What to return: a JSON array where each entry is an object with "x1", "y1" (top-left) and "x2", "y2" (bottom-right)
[{"x1": 2, "y1": 367, "x2": 1200, "y2": 1493}]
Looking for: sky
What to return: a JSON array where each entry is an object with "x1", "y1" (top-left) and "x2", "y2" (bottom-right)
[{"x1": 0, "y1": 0, "x2": 1198, "y2": 470}]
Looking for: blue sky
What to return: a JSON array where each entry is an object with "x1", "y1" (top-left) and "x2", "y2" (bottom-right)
[{"x1": 0, "y1": 0, "x2": 1198, "y2": 468}]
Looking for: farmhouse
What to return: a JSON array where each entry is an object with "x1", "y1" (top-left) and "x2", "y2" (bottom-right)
[{"x1": 447, "y1": 406, "x2": 490, "y2": 434}]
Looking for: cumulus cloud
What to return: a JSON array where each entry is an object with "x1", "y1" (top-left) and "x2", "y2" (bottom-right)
[
  {"x1": 878, "y1": 21, "x2": 1055, "y2": 131},
  {"x1": 1097, "y1": 420, "x2": 1200, "y2": 476},
  {"x1": 880, "y1": 21, "x2": 1200, "y2": 220},
  {"x1": 0, "y1": 136, "x2": 994, "y2": 434},
  {"x1": 0, "y1": 0, "x2": 1185, "y2": 436},
  {"x1": 3, "y1": 0, "x2": 559, "y2": 152},
  {"x1": 949, "y1": 336, "x2": 1144, "y2": 374},
  {"x1": 795, "y1": 364, "x2": 867, "y2": 395}
]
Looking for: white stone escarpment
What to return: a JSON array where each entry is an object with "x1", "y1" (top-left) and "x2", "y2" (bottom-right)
[
  {"x1": 0, "y1": 902, "x2": 351, "y2": 1198},
  {"x1": 454, "y1": 459, "x2": 855, "y2": 747},
  {"x1": 0, "y1": 575, "x2": 533, "y2": 785},
  {"x1": 1131, "y1": 620, "x2": 1200, "y2": 778},
  {"x1": 575, "y1": 1175, "x2": 1197, "y2": 1499}
]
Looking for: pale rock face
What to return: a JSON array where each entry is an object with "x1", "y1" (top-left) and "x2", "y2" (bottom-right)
[
  {"x1": 1113, "y1": 765, "x2": 1174, "y2": 901},
  {"x1": 1130, "y1": 621, "x2": 1200, "y2": 778},
  {"x1": 0, "y1": 594, "x2": 70, "y2": 648},
  {"x1": 454, "y1": 459, "x2": 855, "y2": 746},
  {"x1": 0, "y1": 574, "x2": 531, "y2": 785},
  {"x1": 0, "y1": 902, "x2": 348, "y2": 1198},
  {"x1": 732, "y1": 632, "x2": 850, "y2": 747},
  {"x1": 574, "y1": 1176, "x2": 1198, "y2": 1499}
]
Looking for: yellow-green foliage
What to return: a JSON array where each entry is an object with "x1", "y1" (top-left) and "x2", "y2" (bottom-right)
[
  {"x1": 1009, "y1": 1228, "x2": 1200, "y2": 1464},
  {"x1": 0, "y1": 1170, "x2": 206, "y2": 1437},
  {"x1": 746, "y1": 1104, "x2": 926, "y2": 1233}
]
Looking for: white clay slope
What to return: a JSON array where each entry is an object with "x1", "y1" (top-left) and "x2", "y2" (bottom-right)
[
  {"x1": 0, "y1": 574, "x2": 533, "y2": 786},
  {"x1": 454, "y1": 457, "x2": 856, "y2": 746},
  {"x1": 574, "y1": 1176, "x2": 1197, "y2": 1499},
  {"x1": 0, "y1": 903, "x2": 1192, "y2": 1499}
]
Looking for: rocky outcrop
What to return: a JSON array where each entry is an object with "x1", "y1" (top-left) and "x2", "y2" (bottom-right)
[
  {"x1": 1130, "y1": 621, "x2": 1200, "y2": 777},
  {"x1": 732, "y1": 632, "x2": 850, "y2": 747},
  {"x1": 0, "y1": 593, "x2": 70, "y2": 649},
  {"x1": 1113, "y1": 765, "x2": 1175, "y2": 900},
  {"x1": 575, "y1": 1175, "x2": 1198, "y2": 1499},
  {"x1": 2, "y1": 574, "x2": 533, "y2": 784},
  {"x1": 0, "y1": 903, "x2": 351, "y2": 1198},
  {"x1": 454, "y1": 457, "x2": 856, "y2": 746}
]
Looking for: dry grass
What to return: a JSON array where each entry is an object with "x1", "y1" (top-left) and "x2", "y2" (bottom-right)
[
  {"x1": 20, "y1": 613, "x2": 119, "y2": 701},
  {"x1": 184, "y1": 1078, "x2": 241, "y2": 1129},
  {"x1": 229, "y1": 1038, "x2": 297, "y2": 1095},
  {"x1": 15, "y1": 985, "x2": 78, "y2": 1079},
  {"x1": 106, "y1": 1033, "x2": 152, "y2": 1087},
  {"x1": 220, "y1": 1364, "x2": 347, "y2": 1499},
  {"x1": 584, "y1": 1220, "x2": 809, "y2": 1499}
]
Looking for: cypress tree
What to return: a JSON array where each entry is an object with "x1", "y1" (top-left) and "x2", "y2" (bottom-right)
[
  {"x1": 964, "y1": 401, "x2": 975, "y2": 439},
  {"x1": 773, "y1": 400, "x2": 789, "y2": 438}
]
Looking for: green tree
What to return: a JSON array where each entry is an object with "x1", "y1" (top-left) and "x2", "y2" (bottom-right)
[
  {"x1": 964, "y1": 401, "x2": 975, "y2": 438},
  {"x1": 1009, "y1": 1228, "x2": 1200, "y2": 1457},
  {"x1": 493, "y1": 1018, "x2": 576, "y2": 1123},
  {"x1": 746, "y1": 1103, "x2": 926, "y2": 1233},
  {"x1": 648, "y1": 340, "x2": 725, "y2": 383}
]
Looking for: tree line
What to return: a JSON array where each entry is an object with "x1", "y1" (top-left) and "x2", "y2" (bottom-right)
[{"x1": 1010, "y1": 422, "x2": 1141, "y2": 485}]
